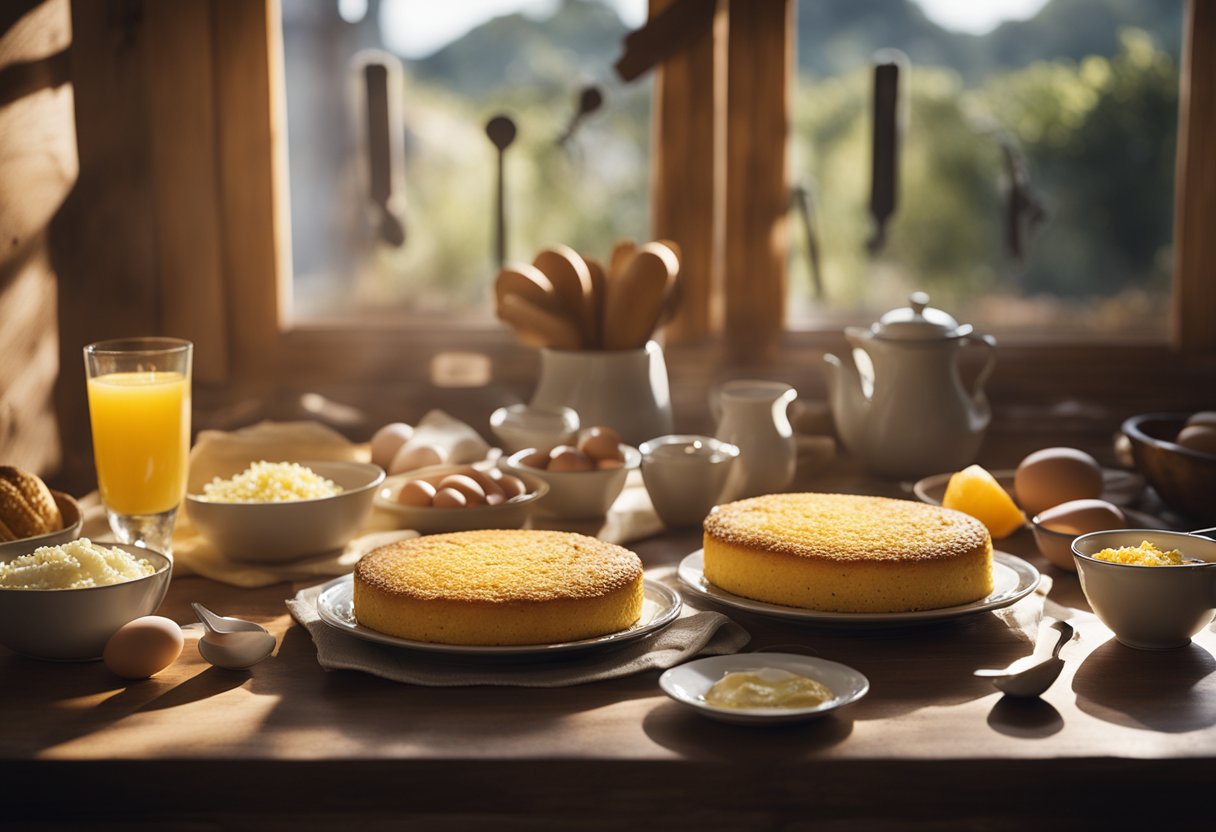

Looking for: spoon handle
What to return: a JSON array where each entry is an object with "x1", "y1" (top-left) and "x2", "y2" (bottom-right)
[
  {"x1": 192, "y1": 602, "x2": 224, "y2": 635},
  {"x1": 1049, "y1": 619, "x2": 1074, "y2": 661}
]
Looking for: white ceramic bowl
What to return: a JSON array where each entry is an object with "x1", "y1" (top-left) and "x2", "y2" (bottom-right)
[
  {"x1": 503, "y1": 445, "x2": 640, "y2": 520},
  {"x1": 639, "y1": 435, "x2": 739, "y2": 529},
  {"x1": 489, "y1": 404, "x2": 579, "y2": 454},
  {"x1": 185, "y1": 460, "x2": 384, "y2": 563},
  {"x1": 0, "y1": 543, "x2": 172, "y2": 660},
  {"x1": 0, "y1": 490, "x2": 84, "y2": 560},
  {"x1": 1072, "y1": 529, "x2": 1216, "y2": 650},
  {"x1": 374, "y1": 464, "x2": 547, "y2": 535}
]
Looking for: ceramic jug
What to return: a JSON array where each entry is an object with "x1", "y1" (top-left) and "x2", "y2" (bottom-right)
[
  {"x1": 531, "y1": 340, "x2": 673, "y2": 447},
  {"x1": 713, "y1": 380, "x2": 797, "y2": 499},
  {"x1": 823, "y1": 292, "x2": 996, "y2": 479}
]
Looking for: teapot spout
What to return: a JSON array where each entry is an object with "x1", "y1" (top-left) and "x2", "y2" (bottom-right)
[{"x1": 822, "y1": 352, "x2": 869, "y2": 454}]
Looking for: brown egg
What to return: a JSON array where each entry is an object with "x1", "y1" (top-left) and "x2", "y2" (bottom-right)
[
  {"x1": 579, "y1": 427, "x2": 624, "y2": 462},
  {"x1": 370, "y1": 422, "x2": 414, "y2": 470},
  {"x1": 548, "y1": 446, "x2": 594, "y2": 472},
  {"x1": 1186, "y1": 411, "x2": 1216, "y2": 428},
  {"x1": 461, "y1": 468, "x2": 505, "y2": 500},
  {"x1": 103, "y1": 616, "x2": 184, "y2": 680},
  {"x1": 496, "y1": 474, "x2": 526, "y2": 499},
  {"x1": 519, "y1": 451, "x2": 550, "y2": 470},
  {"x1": 436, "y1": 474, "x2": 487, "y2": 505},
  {"x1": 1176, "y1": 424, "x2": 1216, "y2": 455},
  {"x1": 1014, "y1": 447, "x2": 1104, "y2": 517},
  {"x1": 397, "y1": 478, "x2": 436, "y2": 507},
  {"x1": 1036, "y1": 499, "x2": 1126, "y2": 536},
  {"x1": 432, "y1": 487, "x2": 468, "y2": 508}
]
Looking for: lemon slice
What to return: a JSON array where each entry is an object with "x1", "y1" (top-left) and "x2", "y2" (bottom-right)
[{"x1": 942, "y1": 464, "x2": 1025, "y2": 539}]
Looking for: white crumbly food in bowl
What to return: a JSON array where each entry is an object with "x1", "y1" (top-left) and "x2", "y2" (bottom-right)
[
  {"x1": 199, "y1": 461, "x2": 343, "y2": 503},
  {"x1": 0, "y1": 538, "x2": 156, "y2": 590}
]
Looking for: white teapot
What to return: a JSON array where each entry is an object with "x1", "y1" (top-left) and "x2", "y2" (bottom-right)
[{"x1": 823, "y1": 293, "x2": 996, "y2": 478}]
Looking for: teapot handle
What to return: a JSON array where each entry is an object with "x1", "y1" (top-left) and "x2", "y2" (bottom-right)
[{"x1": 962, "y1": 333, "x2": 998, "y2": 400}]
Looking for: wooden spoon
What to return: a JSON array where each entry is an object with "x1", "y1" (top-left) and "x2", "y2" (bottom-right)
[
  {"x1": 497, "y1": 292, "x2": 581, "y2": 350},
  {"x1": 533, "y1": 246, "x2": 595, "y2": 346},
  {"x1": 602, "y1": 242, "x2": 678, "y2": 350},
  {"x1": 494, "y1": 264, "x2": 561, "y2": 316},
  {"x1": 584, "y1": 257, "x2": 609, "y2": 350},
  {"x1": 609, "y1": 239, "x2": 637, "y2": 281}
]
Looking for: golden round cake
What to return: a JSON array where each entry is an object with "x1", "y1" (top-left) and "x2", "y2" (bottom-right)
[
  {"x1": 703, "y1": 493, "x2": 993, "y2": 613},
  {"x1": 353, "y1": 529, "x2": 644, "y2": 645}
]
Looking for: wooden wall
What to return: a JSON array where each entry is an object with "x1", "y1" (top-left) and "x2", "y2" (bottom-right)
[{"x1": 0, "y1": 0, "x2": 74, "y2": 475}]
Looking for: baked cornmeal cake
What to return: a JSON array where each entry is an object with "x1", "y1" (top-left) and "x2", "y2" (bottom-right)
[
  {"x1": 353, "y1": 529, "x2": 644, "y2": 645},
  {"x1": 703, "y1": 493, "x2": 993, "y2": 613}
]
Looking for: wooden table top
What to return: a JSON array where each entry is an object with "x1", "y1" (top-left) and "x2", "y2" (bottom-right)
[{"x1": 4, "y1": 441, "x2": 1215, "y2": 831}]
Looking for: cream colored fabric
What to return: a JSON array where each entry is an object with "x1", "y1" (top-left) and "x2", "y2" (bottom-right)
[{"x1": 286, "y1": 565, "x2": 751, "y2": 687}]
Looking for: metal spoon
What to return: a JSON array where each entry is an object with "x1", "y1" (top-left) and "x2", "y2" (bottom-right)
[
  {"x1": 192, "y1": 602, "x2": 276, "y2": 670},
  {"x1": 974, "y1": 619, "x2": 1073, "y2": 698}
]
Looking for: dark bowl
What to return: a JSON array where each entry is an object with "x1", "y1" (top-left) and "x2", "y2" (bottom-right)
[{"x1": 1122, "y1": 413, "x2": 1216, "y2": 522}]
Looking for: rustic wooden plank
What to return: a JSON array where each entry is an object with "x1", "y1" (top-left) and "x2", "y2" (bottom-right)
[
  {"x1": 212, "y1": 0, "x2": 289, "y2": 382},
  {"x1": 649, "y1": 0, "x2": 724, "y2": 344},
  {"x1": 142, "y1": 0, "x2": 229, "y2": 382},
  {"x1": 1172, "y1": 0, "x2": 1216, "y2": 353},
  {"x1": 722, "y1": 0, "x2": 790, "y2": 360}
]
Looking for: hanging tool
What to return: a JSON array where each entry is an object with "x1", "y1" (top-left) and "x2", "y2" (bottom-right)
[
  {"x1": 359, "y1": 54, "x2": 407, "y2": 248},
  {"x1": 557, "y1": 85, "x2": 604, "y2": 147},
  {"x1": 791, "y1": 181, "x2": 825, "y2": 301},
  {"x1": 485, "y1": 114, "x2": 517, "y2": 269},
  {"x1": 867, "y1": 50, "x2": 907, "y2": 255}
]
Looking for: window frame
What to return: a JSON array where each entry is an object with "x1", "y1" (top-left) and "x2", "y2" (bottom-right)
[{"x1": 149, "y1": 0, "x2": 1216, "y2": 402}]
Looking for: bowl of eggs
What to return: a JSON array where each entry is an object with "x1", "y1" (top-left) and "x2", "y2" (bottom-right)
[
  {"x1": 375, "y1": 463, "x2": 545, "y2": 535},
  {"x1": 1122, "y1": 412, "x2": 1216, "y2": 522},
  {"x1": 502, "y1": 426, "x2": 640, "y2": 519},
  {"x1": 0, "y1": 539, "x2": 172, "y2": 661}
]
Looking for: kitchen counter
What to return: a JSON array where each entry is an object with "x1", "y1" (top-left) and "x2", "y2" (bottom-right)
[{"x1": 3, "y1": 442, "x2": 1214, "y2": 831}]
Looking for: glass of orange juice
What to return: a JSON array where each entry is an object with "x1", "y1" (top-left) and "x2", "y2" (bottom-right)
[{"x1": 84, "y1": 338, "x2": 192, "y2": 555}]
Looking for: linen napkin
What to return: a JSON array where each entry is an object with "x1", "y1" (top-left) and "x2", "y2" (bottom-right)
[{"x1": 285, "y1": 566, "x2": 751, "y2": 687}]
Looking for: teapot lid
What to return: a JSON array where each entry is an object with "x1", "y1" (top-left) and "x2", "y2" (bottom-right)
[{"x1": 873, "y1": 292, "x2": 972, "y2": 340}]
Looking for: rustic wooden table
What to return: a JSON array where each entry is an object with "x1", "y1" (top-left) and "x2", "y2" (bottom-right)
[{"x1": 4, "y1": 434, "x2": 1214, "y2": 831}]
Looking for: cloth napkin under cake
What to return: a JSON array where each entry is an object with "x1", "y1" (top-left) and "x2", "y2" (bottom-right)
[{"x1": 286, "y1": 565, "x2": 751, "y2": 687}]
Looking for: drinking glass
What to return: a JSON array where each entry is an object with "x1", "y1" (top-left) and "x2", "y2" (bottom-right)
[{"x1": 84, "y1": 338, "x2": 192, "y2": 555}]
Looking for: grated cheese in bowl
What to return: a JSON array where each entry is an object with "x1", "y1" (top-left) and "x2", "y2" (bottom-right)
[
  {"x1": 199, "y1": 461, "x2": 344, "y2": 503},
  {"x1": 0, "y1": 538, "x2": 156, "y2": 589}
]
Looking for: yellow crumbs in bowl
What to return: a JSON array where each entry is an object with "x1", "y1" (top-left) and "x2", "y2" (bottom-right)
[
  {"x1": 200, "y1": 461, "x2": 343, "y2": 503},
  {"x1": 1092, "y1": 540, "x2": 1184, "y2": 566}
]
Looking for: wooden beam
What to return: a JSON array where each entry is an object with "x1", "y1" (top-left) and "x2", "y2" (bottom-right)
[
  {"x1": 722, "y1": 0, "x2": 790, "y2": 360},
  {"x1": 1172, "y1": 0, "x2": 1216, "y2": 353},
  {"x1": 650, "y1": 0, "x2": 724, "y2": 343},
  {"x1": 143, "y1": 0, "x2": 229, "y2": 382}
]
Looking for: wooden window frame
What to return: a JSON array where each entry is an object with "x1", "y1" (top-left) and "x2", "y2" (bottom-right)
[{"x1": 59, "y1": 0, "x2": 1216, "y2": 455}]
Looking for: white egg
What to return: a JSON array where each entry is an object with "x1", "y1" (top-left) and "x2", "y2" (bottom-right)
[{"x1": 370, "y1": 423, "x2": 414, "y2": 469}]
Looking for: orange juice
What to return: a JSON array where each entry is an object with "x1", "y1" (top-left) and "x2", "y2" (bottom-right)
[{"x1": 87, "y1": 371, "x2": 190, "y2": 516}]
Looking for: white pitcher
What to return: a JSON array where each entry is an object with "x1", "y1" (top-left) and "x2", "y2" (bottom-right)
[{"x1": 714, "y1": 380, "x2": 797, "y2": 499}]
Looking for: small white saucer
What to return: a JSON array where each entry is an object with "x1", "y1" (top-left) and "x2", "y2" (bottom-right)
[{"x1": 658, "y1": 653, "x2": 869, "y2": 725}]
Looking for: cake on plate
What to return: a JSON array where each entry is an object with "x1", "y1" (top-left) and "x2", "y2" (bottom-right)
[
  {"x1": 702, "y1": 492, "x2": 993, "y2": 613},
  {"x1": 353, "y1": 529, "x2": 644, "y2": 645}
]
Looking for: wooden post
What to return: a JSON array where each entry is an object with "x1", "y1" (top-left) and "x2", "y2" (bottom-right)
[
  {"x1": 722, "y1": 0, "x2": 790, "y2": 360},
  {"x1": 1172, "y1": 0, "x2": 1216, "y2": 353},
  {"x1": 650, "y1": 0, "x2": 725, "y2": 344}
]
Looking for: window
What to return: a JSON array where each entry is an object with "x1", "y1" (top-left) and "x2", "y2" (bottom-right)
[
  {"x1": 280, "y1": 0, "x2": 653, "y2": 323},
  {"x1": 788, "y1": 0, "x2": 1184, "y2": 339}
]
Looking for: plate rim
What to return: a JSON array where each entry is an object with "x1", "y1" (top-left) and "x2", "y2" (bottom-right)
[
  {"x1": 677, "y1": 549, "x2": 1040, "y2": 625},
  {"x1": 658, "y1": 652, "x2": 870, "y2": 724},
  {"x1": 912, "y1": 467, "x2": 1144, "y2": 507},
  {"x1": 315, "y1": 574, "x2": 682, "y2": 657}
]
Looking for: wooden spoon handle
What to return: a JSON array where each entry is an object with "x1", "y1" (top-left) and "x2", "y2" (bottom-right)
[
  {"x1": 603, "y1": 242, "x2": 678, "y2": 350},
  {"x1": 584, "y1": 257, "x2": 608, "y2": 350},
  {"x1": 533, "y1": 246, "x2": 595, "y2": 347},
  {"x1": 496, "y1": 292, "x2": 582, "y2": 350},
  {"x1": 494, "y1": 264, "x2": 561, "y2": 315}
]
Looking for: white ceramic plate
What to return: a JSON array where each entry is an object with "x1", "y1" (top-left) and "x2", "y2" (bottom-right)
[
  {"x1": 659, "y1": 653, "x2": 869, "y2": 725},
  {"x1": 677, "y1": 549, "x2": 1040, "y2": 625},
  {"x1": 315, "y1": 574, "x2": 682, "y2": 657},
  {"x1": 912, "y1": 468, "x2": 1144, "y2": 508}
]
